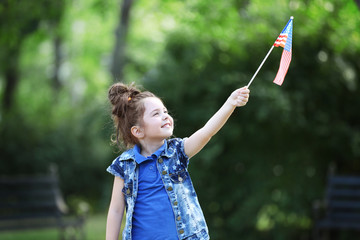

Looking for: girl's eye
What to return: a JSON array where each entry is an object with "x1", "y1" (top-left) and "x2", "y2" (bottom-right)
[{"x1": 153, "y1": 112, "x2": 159, "y2": 116}]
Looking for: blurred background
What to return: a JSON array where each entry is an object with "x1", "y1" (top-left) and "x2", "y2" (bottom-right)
[{"x1": 0, "y1": 0, "x2": 359, "y2": 239}]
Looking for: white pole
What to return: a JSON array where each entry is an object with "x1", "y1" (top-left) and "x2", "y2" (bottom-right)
[{"x1": 246, "y1": 45, "x2": 275, "y2": 88}]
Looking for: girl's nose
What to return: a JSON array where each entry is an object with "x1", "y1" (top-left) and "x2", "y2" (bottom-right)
[{"x1": 163, "y1": 112, "x2": 171, "y2": 120}]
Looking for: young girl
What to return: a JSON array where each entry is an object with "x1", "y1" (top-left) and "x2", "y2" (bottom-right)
[{"x1": 106, "y1": 82, "x2": 250, "y2": 240}]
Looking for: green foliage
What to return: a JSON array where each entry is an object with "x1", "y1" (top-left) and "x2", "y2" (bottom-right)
[
  {"x1": 141, "y1": 1, "x2": 360, "y2": 239},
  {"x1": 0, "y1": 0, "x2": 65, "y2": 64},
  {"x1": 0, "y1": 0, "x2": 359, "y2": 239},
  {"x1": 0, "y1": 101, "x2": 115, "y2": 209}
]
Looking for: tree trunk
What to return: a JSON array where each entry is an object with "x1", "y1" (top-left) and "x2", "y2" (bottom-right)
[
  {"x1": 3, "y1": 49, "x2": 20, "y2": 110},
  {"x1": 52, "y1": 34, "x2": 62, "y2": 91},
  {"x1": 355, "y1": 0, "x2": 360, "y2": 10},
  {"x1": 111, "y1": 0, "x2": 134, "y2": 82}
]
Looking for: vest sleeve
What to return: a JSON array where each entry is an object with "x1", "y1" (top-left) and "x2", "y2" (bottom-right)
[
  {"x1": 106, "y1": 157, "x2": 125, "y2": 179},
  {"x1": 177, "y1": 138, "x2": 190, "y2": 167}
]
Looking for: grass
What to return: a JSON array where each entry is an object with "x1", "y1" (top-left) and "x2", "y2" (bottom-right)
[{"x1": 0, "y1": 213, "x2": 109, "y2": 240}]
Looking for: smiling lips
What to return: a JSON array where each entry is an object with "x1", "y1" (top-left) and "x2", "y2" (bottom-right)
[{"x1": 162, "y1": 123, "x2": 172, "y2": 128}]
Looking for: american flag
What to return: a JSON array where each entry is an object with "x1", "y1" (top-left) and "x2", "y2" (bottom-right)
[{"x1": 273, "y1": 17, "x2": 293, "y2": 86}]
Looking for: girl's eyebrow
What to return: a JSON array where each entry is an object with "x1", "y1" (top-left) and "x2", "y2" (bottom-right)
[
  {"x1": 149, "y1": 108, "x2": 161, "y2": 114},
  {"x1": 149, "y1": 107, "x2": 166, "y2": 114}
]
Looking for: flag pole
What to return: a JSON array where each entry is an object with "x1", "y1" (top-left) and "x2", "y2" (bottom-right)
[{"x1": 246, "y1": 45, "x2": 274, "y2": 88}]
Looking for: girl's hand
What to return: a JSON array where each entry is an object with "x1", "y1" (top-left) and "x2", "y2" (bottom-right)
[{"x1": 227, "y1": 87, "x2": 250, "y2": 107}]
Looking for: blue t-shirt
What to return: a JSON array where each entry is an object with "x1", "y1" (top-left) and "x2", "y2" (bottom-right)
[{"x1": 132, "y1": 143, "x2": 178, "y2": 240}]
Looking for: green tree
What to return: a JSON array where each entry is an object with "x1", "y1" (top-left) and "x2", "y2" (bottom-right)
[
  {"x1": 0, "y1": 0, "x2": 359, "y2": 239},
  {"x1": 142, "y1": 0, "x2": 360, "y2": 239},
  {"x1": 0, "y1": 0, "x2": 65, "y2": 110}
]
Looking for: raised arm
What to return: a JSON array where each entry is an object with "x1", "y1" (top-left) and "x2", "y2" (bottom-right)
[{"x1": 184, "y1": 87, "x2": 250, "y2": 158}]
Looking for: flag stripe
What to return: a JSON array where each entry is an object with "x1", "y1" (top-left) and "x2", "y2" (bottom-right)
[
  {"x1": 274, "y1": 34, "x2": 288, "y2": 47},
  {"x1": 273, "y1": 17, "x2": 293, "y2": 86},
  {"x1": 273, "y1": 49, "x2": 291, "y2": 86}
]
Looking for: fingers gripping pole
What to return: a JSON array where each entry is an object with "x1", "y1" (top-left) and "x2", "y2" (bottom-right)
[{"x1": 246, "y1": 45, "x2": 275, "y2": 88}]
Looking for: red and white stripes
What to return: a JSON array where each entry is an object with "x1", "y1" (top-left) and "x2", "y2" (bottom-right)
[{"x1": 274, "y1": 34, "x2": 288, "y2": 48}]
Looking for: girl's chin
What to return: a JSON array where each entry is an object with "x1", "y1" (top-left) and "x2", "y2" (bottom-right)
[{"x1": 165, "y1": 131, "x2": 174, "y2": 138}]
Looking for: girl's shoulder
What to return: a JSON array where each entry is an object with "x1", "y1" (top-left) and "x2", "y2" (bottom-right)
[
  {"x1": 165, "y1": 138, "x2": 188, "y2": 159},
  {"x1": 106, "y1": 148, "x2": 136, "y2": 178},
  {"x1": 166, "y1": 137, "x2": 185, "y2": 150},
  {"x1": 117, "y1": 147, "x2": 136, "y2": 161}
]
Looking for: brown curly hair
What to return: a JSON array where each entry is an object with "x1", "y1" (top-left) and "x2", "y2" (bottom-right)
[{"x1": 108, "y1": 82, "x2": 156, "y2": 148}]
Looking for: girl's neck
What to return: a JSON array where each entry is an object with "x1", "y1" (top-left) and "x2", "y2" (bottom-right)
[{"x1": 138, "y1": 139, "x2": 165, "y2": 157}]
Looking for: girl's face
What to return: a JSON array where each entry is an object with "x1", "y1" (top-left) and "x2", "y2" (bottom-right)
[{"x1": 140, "y1": 97, "x2": 174, "y2": 142}]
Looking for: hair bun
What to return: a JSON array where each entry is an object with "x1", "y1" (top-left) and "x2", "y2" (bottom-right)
[{"x1": 108, "y1": 82, "x2": 140, "y2": 106}]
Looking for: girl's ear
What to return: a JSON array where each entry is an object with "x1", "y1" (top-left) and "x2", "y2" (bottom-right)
[{"x1": 131, "y1": 126, "x2": 144, "y2": 139}]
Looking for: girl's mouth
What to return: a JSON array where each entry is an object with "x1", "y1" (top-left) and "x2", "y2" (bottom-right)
[{"x1": 162, "y1": 123, "x2": 171, "y2": 128}]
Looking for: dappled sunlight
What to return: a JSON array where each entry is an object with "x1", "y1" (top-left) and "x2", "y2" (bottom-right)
[{"x1": 1, "y1": 0, "x2": 359, "y2": 239}]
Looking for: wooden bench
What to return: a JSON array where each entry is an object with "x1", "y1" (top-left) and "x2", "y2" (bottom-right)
[
  {"x1": 313, "y1": 174, "x2": 360, "y2": 239},
  {"x1": 0, "y1": 165, "x2": 87, "y2": 240}
]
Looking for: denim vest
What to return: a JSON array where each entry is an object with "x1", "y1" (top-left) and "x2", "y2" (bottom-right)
[{"x1": 107, "y1": 138, "x2": 209, "y2": 240}]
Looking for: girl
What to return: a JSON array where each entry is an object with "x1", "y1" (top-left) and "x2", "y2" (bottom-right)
[{"x1": 106, "y1": 82, "x2": 250, "y2": 240}]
